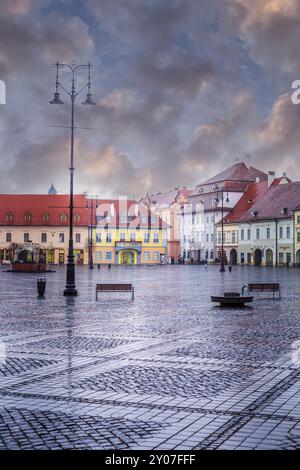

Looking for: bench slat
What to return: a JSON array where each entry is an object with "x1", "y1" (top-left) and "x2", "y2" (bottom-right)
[{"x1": 96, "y1": 283, "x2": 132, "y2": 291}]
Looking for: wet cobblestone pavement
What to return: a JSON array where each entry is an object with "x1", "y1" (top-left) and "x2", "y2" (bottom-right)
[{"x1": 1, "y1": 264, "x2": 300, "y2": 450}]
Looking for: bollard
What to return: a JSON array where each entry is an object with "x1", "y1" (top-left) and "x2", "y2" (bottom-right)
[
  {"x1": 37, "y1": 278, "x2": 46, "y2": 297},
  {"x1": 228, "y1": 265, "x2": 232, "y2": 272}
]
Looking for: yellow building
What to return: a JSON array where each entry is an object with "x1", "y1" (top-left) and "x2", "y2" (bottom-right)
[{"x1": 92, "y1": 199, "x2": 168, "y2": 265}]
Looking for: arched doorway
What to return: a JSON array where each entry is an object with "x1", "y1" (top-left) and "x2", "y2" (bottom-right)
[
  {"x1": 230, "y1": 249, "x2": 237, "y2": 265},
  {"x1": 296, "y1": 249, "x2": 300, "y2": 267},
  {"x1": 265, "y1": 249, "x2": 273, "y2": 266},
  {"x1": 254, "y1": 249, "x2": 262, "y2": 266},
  {"x1": 120, "y1": 250, "x2": 135, "y2": 265}
]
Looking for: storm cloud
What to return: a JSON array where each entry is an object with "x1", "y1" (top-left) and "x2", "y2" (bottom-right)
[{"x1": 0, "y1": 0, "x2": 299, "y2": 197}]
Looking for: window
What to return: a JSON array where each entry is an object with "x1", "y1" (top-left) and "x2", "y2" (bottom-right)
[
  {"x1": 130, "y1": 232, "x2": 136, "y2": 242},
  {"x1": 287, "y1": 226, "x2": 291, "y2": 239},
  {"x1": 120, "y1": 212, "x2": 127, "y2": 223},
  {"x1": 232, "y1": 231, "x2": 236, "y2": 243},
  {"x1": 206, "y1": 234, "x2": 209, "y2": 242},
  {"x1": 24, "y1": 212, "x2": 31, "y2": 223},
  {"x1": 120, "y1": 232, "x2": 126, "y2": 242},
  {"x1": 297, "y1": 215, "x2": 300, "y2": 224},
  {"x1": 279, "y1": 252, "x2": 284, "y2": 264},
  {"x1": 144, "y1": 252, "x2": 150, "y2": 261},
  {"x1": 106, "y1": 251, "x2": 112, "y2": 260},
  {"x1": 6, "y1": 232, "x2": 11, "y2": 243},
  {"x1": 60, "y1": 213, "x2": 67, "y2": 223},
  {"x1": 141, "y1": 215, "x2": 147, "y2": 224},
  {"x1": 247, "y1": 228, "x2": 251, "y2": 240},
  {"x1": 95, "y1": 251, "x2": 102, "y2": 261},
  {"x1": 41, "y1": 233, "x2": 47, "y2": 243},
  {"x1": 256, "y1": 228, "x2": 260, "y2": 240},
  {"x1": 74, "y1": 213, "x2": 80, "y2": 223},
  {"x1": 151, "y1": 214, "x2": 156, "y2": 224},
  {"x1": 144, "y1": 232, "x2": 150, "y2": 243},
  {"x1": 24, "y1": 233, "x2": 30, "y2": 242},
  {"x1": 42, "y1": 212, "x2": 49, "y2": 223},
  {"x1": 267, "y1": 227, "x2": 270, "y2": 239},
  {"x1": 206, "y1": 216, "x2": 209, "y2": 223},
  {"x1": 298, "y1": 231, "x2": 300, "y2": 243},
  {"x1": 153, "y1": 233, "x2": 159, "y2": 243},
  {"x1": 211, "y1": 233, "x2": 214, "y2": 242},
  {"x1": 75, "y1": 233, "x2": 81, "y2": 243},
  {"x1": 241, "y1": 229, "x2": 244, "y2": 241},
  {"x1": 106, "y1": 232, "x2": 112, "y2": 243},
  {"x1": 6, "y1": 212, "x2": 13, "y2": 223},
  {"x1": 96, "y1": 233, "x2": 101, "y2": 243},
  {"x1": 59, "y1": 233, "x2": 65, "y2": 243},
  {"x1": 279, "y1": 227, "x2": 283, "y2": 239},
  {"x1": 287, "y1": 252, "x2": 291, "y2": 264},
  {"x1": 153, "y1": 252, "x2": 159, "y2": 261}
]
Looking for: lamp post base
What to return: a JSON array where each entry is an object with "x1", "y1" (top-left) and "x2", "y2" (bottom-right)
[
  {"x1": 63, "y1": 287, "x2": 78, "y2": 296},
  {"x1": 220, "y1": 264, "x2": 225, "y2": 273}
]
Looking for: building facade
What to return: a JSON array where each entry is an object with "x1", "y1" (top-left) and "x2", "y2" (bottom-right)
[
  {"x1": 140, "y1": 188, "x2": 191, "y2": 263},
  {"x1": 237, "y1": 180, "x2": 299, "y2": 266},
  {"x1": 93, "y1": 199, "x2": 168, "y2": 265},
  {"x1": 183, "y1": 162, "x2": 268, "y2": 263},
  {"x1": 0, "y1": 194, "x2": 89, "y2": 264}
]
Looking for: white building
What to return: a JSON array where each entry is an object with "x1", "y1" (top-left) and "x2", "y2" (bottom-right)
[{"x1": 182, "y1": 162, "x2": 267, "y2": 262}]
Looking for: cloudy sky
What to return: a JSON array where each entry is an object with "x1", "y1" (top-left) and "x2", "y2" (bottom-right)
[{"x1": 0, "y1": 0, "x2": 300, "y2": 197}]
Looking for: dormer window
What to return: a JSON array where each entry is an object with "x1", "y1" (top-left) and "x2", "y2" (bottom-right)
[
  {"x1": 6, "y1": 212, "x2": 13, "y2": 223},
  {"x1": 24, "y1": 212, "x2": 32, "y2": 223},
  {"x1": 74, "y1": 213, "x2": 80, "y2": 223},
  {"x1": 251, "y1": 210, "x2": 258, "y2": 217},
  {"x1": 281, "y1": 207, "x2": 288, "y2": 215},
  {"x1": 43, "y1": 212, "x2": 49, "y2": 223},
  {"x1": 60, "y1": 212, "x2": 67, "y2": 223}
]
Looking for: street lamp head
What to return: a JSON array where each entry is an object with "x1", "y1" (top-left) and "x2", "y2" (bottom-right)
[
  {"x1": 82, "y1": 93, "x2": 96, "y2": 105},
  {"x1": 49, "y1": 92, "x2": 64, "y2": 105}
]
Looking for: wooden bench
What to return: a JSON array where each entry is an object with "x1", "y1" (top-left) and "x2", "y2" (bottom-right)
[
  {"x1": 95, "y1": 283, "x2": 134, "y2": 301},
  {"x1": 242, "y1": 283, "x2": 281, "y2": 299}
]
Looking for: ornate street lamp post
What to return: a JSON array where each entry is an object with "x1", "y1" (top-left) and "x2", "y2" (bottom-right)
[
  {"x1": 50, "y1": 62, "x2": 96, "y2": 296},
  {"x1": 214, "y1": 185, "x2": 229, "y2": 273}
]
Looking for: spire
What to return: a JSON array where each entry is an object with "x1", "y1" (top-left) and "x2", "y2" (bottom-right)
[{"x1": 48, "y1": 183, "x2": 57, "y2": 195}]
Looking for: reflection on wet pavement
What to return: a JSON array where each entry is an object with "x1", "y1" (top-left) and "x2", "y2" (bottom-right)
[{"x1": 0, "y1": 264, "x2": 300, "y2": 449}]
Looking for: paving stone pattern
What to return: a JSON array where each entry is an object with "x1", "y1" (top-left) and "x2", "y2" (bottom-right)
[{"x1": 0, "y1": 265, "x2": 300, "y2": 450}]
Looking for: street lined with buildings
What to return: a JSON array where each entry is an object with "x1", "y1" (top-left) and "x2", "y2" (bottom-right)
[{"x1": 2, "y1": 163, "x2": 300, "y2": 269}]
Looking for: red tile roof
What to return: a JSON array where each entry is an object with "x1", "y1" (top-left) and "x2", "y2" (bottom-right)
[
  {"x1": 0, "y1": 194, "x2": 88, "y2": 226},
  {"x1": 237, "y1": 181, "x2": 300, "y2": 222},
  {"x1": 218, "y1": 180, "x2": 268, "y2": 224},
  {"x1": 189, "y1": 163, "x2": 267, "y2": 197},
  {"x1": 94, "y1": 199, "x2": 169, "y2": 229},
  {"x1": 201, "y1": 162, "x2": 267, "y2": 186}
]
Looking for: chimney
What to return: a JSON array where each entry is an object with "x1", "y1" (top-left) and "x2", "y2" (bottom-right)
[
  {"x1": 268, "y1": 171, "x2": 276, "y2": 187},
  {"x1": 283, "y1": 172, "x2": 287, "y2": 178}
]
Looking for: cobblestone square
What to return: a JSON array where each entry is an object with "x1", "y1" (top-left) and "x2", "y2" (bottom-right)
[{"x1": 1, "y1": 264, "x2": 300, "y2": 450}]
